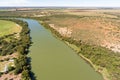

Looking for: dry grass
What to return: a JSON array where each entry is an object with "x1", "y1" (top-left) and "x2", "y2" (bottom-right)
[
  {"x1": 46, "y1": 14, "x2": 120, "y2": 52},
  {"x1": 62, "y1": 9, "x2": 119, "y2": 18}
]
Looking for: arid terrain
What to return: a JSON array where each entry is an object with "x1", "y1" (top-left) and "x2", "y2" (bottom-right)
[{"x1": 42, "y1": 9, "x2": 120, "y2": 53}]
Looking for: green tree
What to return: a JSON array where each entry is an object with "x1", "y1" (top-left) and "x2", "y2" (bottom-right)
[{"x1": 22, "y1": 69, "x2": 31, "y2": 80}]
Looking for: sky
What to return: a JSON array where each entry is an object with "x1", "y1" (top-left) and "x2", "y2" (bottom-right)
[{"x1": 0, "y1": 0, "x2": 120, "y2": 7}]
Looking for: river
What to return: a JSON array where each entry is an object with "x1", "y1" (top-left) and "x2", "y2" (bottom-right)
[{"x1": 24, "y1": 19, "x2": 103, "y2": 80}]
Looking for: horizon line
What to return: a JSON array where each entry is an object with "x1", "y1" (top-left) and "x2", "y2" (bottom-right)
[{"x1": 0, "y1": 6, "x2": 120, "y2": 8}]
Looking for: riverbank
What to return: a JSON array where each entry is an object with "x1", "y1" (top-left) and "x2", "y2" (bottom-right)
[
  {"x1": 65, "y1": 42, "x2": 110, "y2": 80},
  {"x1": 0, "y1": 19, "x2": 32, "y2": 80},
  {"x1": 39, "y1": 21, "x2": 119, "y2": 80},
  {"x1": 39, "y1": 21, "x2": 105, "y2": 79}
]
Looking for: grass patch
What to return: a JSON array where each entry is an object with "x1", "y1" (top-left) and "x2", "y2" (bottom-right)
[{"x1": 0, "y1": 20, "x2": 21, "y2": 37}]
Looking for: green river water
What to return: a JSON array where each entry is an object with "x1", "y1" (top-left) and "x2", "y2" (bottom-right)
[{"x1": 24, "y1": 19, "x2": 103, "y2": 80}]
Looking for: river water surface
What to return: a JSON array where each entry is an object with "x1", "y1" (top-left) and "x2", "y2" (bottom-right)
[{"x1": 24, "y1": 19, "x2": 103, "y2": 80}]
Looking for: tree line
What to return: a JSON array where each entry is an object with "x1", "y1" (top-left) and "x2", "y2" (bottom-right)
[{"x1": 0, "y1": 19, "x2": 33, "y2": 80}]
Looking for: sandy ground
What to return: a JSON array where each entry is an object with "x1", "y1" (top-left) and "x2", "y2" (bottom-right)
[
  {"x1": 0, "y1": 53, "x2": 18, "y2": 61},
  {"x1": 0, "y1": 73, "x2": 21, "y2": 80},
  {"x1": 49, "y1": 24, "x2": 72, "y2": 37}
]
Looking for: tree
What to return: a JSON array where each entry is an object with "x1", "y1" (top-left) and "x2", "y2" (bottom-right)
[
  {"x1": 8, "y1": 66, "x2": 14, "y2": 72},
  {"x1": 22, "y1": 69, "x2": 31, "y2": 80}
]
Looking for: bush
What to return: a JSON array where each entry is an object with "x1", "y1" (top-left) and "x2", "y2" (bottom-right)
[{"x1": 8, "y1": 66, "x2": 15, "y2": 72}]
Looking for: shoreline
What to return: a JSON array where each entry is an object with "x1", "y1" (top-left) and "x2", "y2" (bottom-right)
[
  {"x1": 0, "y1": 19, "x2": 32, "y2": 80},
  {"x1": 65, "y1": 42, "x2": 110, "y2": 80},
  {"x1": 39, "y1": 21, "x2": 110, "y2": 80}
]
